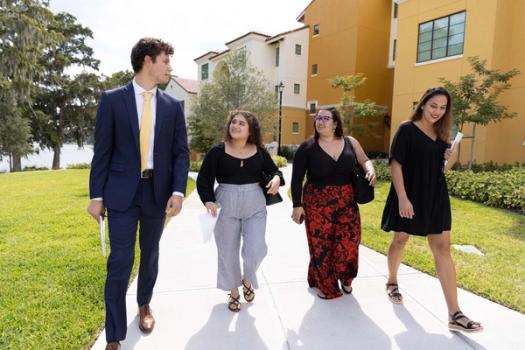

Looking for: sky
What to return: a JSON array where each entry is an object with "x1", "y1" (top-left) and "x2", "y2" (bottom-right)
[{"x1": 49, "y1": 0, "x2": 312, "y2": 80}]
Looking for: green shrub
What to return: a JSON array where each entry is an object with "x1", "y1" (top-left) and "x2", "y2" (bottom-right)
[
  {"x1": 452, "y1": 161, "x2": 524, "y2": 173},
  {"x1": 367, "y1": 151, "x2": 388, "y2": 159},
  {"x1": 279, "y1": 145, "x2": 298, "y2": 161},
  {"x1": 446, "y1": 166, "x2": 525, "y2": 214},
  {"x1": 22, "y1": 166, "x2": 49, "y2": 171},
  {"x1": 190, "y1": 160, "x2": 202, "y2": 172},
  {"x1": 373, "y1": 159, "x2": 391, "y2": 181},
  {"x1": 272, "y1": 155, "x2": 288, "y2": 168},
  {"x1": 66, "y1": 163, "x2": 91, "y2": 169}
]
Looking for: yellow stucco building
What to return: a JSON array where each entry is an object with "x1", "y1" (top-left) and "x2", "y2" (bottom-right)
[
  {"x1": 298, "y1": 0, "x2": 394, "y2": 152},
  {"x1": 393, "y1": 0, "x2": 525, "y2": 164}
]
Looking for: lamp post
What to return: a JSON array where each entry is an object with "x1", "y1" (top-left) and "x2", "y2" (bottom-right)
[{"x1": 277, "y1": 81, "x2": 284, "y2": 156}]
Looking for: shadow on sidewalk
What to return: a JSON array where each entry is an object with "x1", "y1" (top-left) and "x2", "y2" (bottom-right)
[
  {"x1": 284, "y1": 289, "x2": 392, "y2": 349},
  {"x1": 393, "y1": 306, "x2": 487, "y2": 350},
  {"x1": 186, "y1": 303, "x2": 268, "y2": 350}
]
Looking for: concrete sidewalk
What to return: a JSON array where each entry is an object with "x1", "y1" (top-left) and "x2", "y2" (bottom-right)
[{"x1": 92, "y1": 165, "x2": 525, "y2": 349}]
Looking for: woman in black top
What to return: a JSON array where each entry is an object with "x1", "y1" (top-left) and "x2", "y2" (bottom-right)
[
  {"x1": 291, "y1": 107, "x2": 376, "y2": 299},
  {"x1": 381, "y1": 87, "x2": 482, "y2": 332},
  {"x1": 196, "y1": 110, "x2": 283, "y2": 312}
]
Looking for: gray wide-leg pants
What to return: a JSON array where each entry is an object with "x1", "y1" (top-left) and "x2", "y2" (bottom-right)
[{"x1": 214, "y1": 183, "x2": 268, "y2": 291}]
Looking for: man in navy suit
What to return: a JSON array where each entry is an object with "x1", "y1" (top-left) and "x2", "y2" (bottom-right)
[{"x1": 87, "y1": 38, "x2": 189, "y2": 350}]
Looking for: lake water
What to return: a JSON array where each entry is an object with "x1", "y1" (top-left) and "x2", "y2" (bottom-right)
[{"x1": 0, "y1": 144, "x2": 94, "y2": 172}]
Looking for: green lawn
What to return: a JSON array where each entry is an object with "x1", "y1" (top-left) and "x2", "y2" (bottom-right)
[
  {"x1": 0, "y1": 170, "x2": 195, "y2": 350},
  {"x1": 360, "y1": 182, "x2": 525, "y2": 313}
]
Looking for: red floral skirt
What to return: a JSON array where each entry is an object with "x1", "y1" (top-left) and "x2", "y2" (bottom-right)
[{"x1": 303, "y1": 182, "x2": 361, "y2": 299}]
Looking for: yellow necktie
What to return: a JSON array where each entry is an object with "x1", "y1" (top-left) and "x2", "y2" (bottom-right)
[{"x1": 140, "y1": 92, "x2": 153, "y2": 172}]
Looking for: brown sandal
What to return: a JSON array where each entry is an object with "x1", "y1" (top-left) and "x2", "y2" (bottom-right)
[
  {"x1": 448, "y1": 311, "x2": 482, "y2": 332},
  {"x1": 227, "y1": 293, "x2": 241, "y2": 312},
  {"x1": 242, "y1": 280, "x2": 255, "y2": 303},
  {"x1": 386, "y1": 283, "x2": 403, "y2": 304}
]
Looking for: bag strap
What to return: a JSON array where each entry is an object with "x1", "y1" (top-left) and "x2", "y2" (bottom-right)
[{"x1": 346, "y1": 136, "x2": 359, "y2": 171}]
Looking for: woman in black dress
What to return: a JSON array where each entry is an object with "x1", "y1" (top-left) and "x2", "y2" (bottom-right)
[
  {"x1": 381, "y1": 87, "x2": 482, "y2": 332},
  {"x1": 291, "y1": 107, "x2": 376, "y2": 299}
]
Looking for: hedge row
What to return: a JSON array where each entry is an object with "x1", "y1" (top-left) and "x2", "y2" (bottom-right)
[
  {"x1": 373, "y1": 159, "x2": 525, "y2": 214},
  {"x1": 446, "y1": 167, "x2": 525, "y2": 214}
]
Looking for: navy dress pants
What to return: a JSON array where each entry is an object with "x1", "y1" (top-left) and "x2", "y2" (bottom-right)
[{"x1": 104, "y1": 178, "x2": 165, "y2": 342}]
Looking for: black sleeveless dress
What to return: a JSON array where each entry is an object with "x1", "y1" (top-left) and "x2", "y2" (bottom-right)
[{"x1": 381, "y1": 122, "x2": 451, "y2": 236}]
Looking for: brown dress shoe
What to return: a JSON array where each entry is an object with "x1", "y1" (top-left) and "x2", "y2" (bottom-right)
[
  {"x1": 105, "y1": 342, "x2": 120, "y2": 350},
  {"x1": 138, "y1": 304, "x2": 155, "y2": 333}
]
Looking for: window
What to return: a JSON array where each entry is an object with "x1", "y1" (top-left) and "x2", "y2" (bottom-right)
[
  {"x1": 292, "y1": 122, "x2": 299, "y2": 134},
  {"x1": 417, "y1": 11, "x2": 465, "y2": 63},
  {"x1": 275, "y1": 47, "x2": 280, "y2": 67},
  {"x1": 313, "y1": 24, "x2": 320, "y2": 36},
  {"x1": 274, "y1": 85, "x2": 279, "y2": 100},
  {"x1": 201, "y1": 63, "x2": 209, "y2": 80},
  {"x1": 393, "y1": 39, "x2": 397, "y2": 61},
  {"x1": 309, "y1": 102, "x2": 317, "y2": 114},
  {"x1": 180, "y1": 100, "x2": 185, "y2": 111},
  {"x1": 393, "y1": 3, "x2": 398, "y2": 19},
  {"x1": 294, "y1": 83, "x2": 300, "y2": 94},
  {"x1": 295, "y1": 44, "x2": 302, "y2": 55},
  {"x1": 311, "y1": 64, "x2": 318, "y2": 75}
]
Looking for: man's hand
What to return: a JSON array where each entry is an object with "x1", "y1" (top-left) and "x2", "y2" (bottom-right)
[
  {"x1": 87, "y1": 200, "x2": 105, "y2": 222},
  {"x1": 165, "y1": 195, "x2": 183, "y2": 217}
]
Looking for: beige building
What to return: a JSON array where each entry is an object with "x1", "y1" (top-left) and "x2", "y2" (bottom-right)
[
  {"x1": 164, "y1": 76, "x2": 198, "y2": 120},
  {"x1": 194, "y1": 27, "x2": 310, "y2": 147}
]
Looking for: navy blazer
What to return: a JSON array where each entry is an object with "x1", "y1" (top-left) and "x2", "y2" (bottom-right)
[{"x1": 89, "y1": 82, "x2": 189, "y2": 211}]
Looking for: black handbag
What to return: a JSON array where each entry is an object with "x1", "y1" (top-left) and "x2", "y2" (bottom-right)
[
  {"x1": 260, "y1": 171, "x2": 283, "y2": 205},
  {"x1": 258, "y1": 148, "x2": 283, "y2": 206},
  {"x1": 347, "y1": 137, "x2": 374, "y2": 204}
]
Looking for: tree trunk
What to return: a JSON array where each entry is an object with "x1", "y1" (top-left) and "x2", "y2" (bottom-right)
[
  {"x1": 52, "y1": 145, "x2": 61, "y2": 169},
  {"x1": 11, "y1": 153, "x2": 22, "y2": 172},
  {"x1": 468, "y1": 124, "x2": 477, "y2": 170},
  {"x1": 456, "y1": 122, "x2": 464, "y2": 168}
]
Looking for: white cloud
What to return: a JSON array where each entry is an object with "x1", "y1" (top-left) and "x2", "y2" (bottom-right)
[{"x1": 49, "y1": 0, "x2": 311, "y2": 79}]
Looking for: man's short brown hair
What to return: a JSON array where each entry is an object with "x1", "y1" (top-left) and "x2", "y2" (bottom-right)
[{"x1": 130, "y1": 37, "x2": 174, "y2": 73}]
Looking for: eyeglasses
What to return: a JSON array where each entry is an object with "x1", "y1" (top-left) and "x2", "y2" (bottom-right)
[{"x1": 315, "y1": 115, "x2": 332, "y2": 122}]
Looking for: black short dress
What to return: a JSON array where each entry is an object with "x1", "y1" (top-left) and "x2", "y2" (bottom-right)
[{"x1": 381, "y1": 121, "x2": 451, "y2": 236}]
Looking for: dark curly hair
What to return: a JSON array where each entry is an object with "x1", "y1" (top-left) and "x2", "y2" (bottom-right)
[
  {"x1": 224, "y1": 110, "x2": 263, "y2": 146},
  {"x1": 130, "y1": 37, "x2": 174, "y2": 73},
  {"x1": 313, "y1": 107, "x2": 344, "y2": 140}
]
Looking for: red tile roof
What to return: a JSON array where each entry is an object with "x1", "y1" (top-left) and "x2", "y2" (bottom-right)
[{"x1": 173, "y1": 77, "x2": 198, "y2": 94}]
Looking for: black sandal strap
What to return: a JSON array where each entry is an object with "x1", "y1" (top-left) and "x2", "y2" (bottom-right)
[
  {"x1": 451, "y1": 311, "x2": 465, "y2": 322},
  {"x1": 242, "y1": 281, "x2": 254, "y2": 297},
  {"x1": 388, "y1": 288, "x2": 402, "y2": 298},
  {"x1": 228, "y1": 293, "x2": 241, "y2": 304}
]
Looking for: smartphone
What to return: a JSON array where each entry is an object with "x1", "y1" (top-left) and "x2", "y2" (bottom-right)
[{"x1": 299, "y1": 214, "x2": 305, "y2": 224}]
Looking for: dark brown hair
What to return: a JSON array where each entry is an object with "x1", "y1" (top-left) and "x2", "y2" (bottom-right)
[
  {"x1": 130, "y1": 37, "x2": 174, "y2": 73},
  {"x1": 313, "y1": 107, "x2": 344, "y2": 140},
  {"x1": 224, "y1": 110, "x2": 263, "y2": 146},
  {"x1": 411, "y1": 86, "x2": 452, "y2": 143}
]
